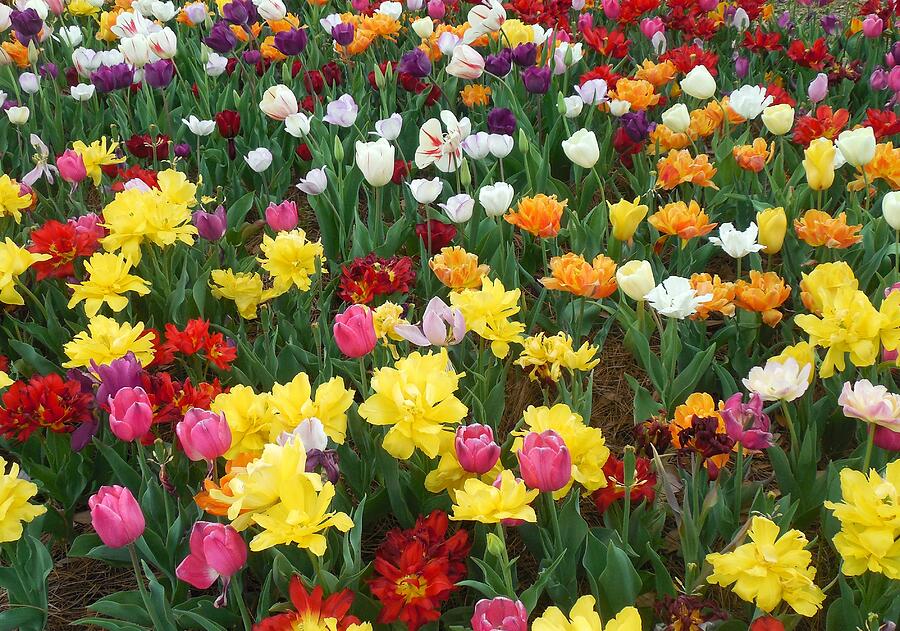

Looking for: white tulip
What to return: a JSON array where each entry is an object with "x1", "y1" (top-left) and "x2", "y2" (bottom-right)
[
  {"x1": 439, "y1": 193, "x2": 475, "y2": 223},
  {"x1": 182, "y1": 115, "x2": 215, "y2": 136},
  {"x1": 728, "y1": 84, "x2": 774, "y2": 120},
  {"x1": 478, "y1": 182, "x2": 514, "y2": 217},
  {"x1": 883, "y1": 191, "x2": 900, "y2": 230},
  {"x1": 245, "y1": 148, "x2": 273, "y2": 172},
  {"x1": 644, "y1": 276, "x2": 712, "y2": 319},
  {"x1": 680, "y1": 65, "x2": 716, "y2": 100},
  {"x1": 488, "y1": 134, "x2": 513, "y2": 158},
  {"x1": 743, "y1": 358, "x2": 811, "y2": 402},
  {"x1": 284, "y1": 112, "x2": 312, "y2": 138},
  {"x1": 259, "y1": 84, "x2": 299, "y2": 121},
  {"x1": 70, "y1": 83, "x2": 96, "y2": 101},
  {"x1": 836, "y1": 127, "x2": 877, "y2": 168},
  {"x1": 561, "y1": 128, "x2": 600, "y2": 169},
  {"x1": 616, "y1": 260, "x2": 655, "y2": 301},
  {"x1": 6, "y1": 106, "x2": 30, "y2": 125},
  {"x1": 661, "y1": 103, "x2": 690, "y2": 133},
  {"x1": 409, "y1": 178, "x2": 443, "y2": 204},
  {"x1": 374, "y1": 114, "x2": 403, "y2": 141},
  {"x1": 355, "y1": 138, "x2": 396, "y2": 187},
  {"x1": 708, "y1": 222, "x2": 766, "y2": 259}
]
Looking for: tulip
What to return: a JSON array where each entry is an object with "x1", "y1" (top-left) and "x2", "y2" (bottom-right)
[
  {"x1": 639, "y1": 17, "x2": 664, "y2": 39},
  {"x1": 562, "y1": 95, "x2": 584, "y2": 118},
  {"x1": 561, "y1": 128, "x2": 600, "y2": 169},
  {"x1": 333, "y1": 305, "x2": 377, "y2": 358},
  {"x1": 883, "y1": 191, "x2": 900, "y2": 230},
  {"x1": 616, "y1": 260, "x2": 655, "y2": 301},
  {"x1": 144, "y1": 59, "x2": 175, "y2": 89},
  {"x1": 395, "y1": 296, "x2": 465, "y2": 347},
  {"x1": 273, "y1": 28, "x2": 308, "y2": 55},
  {"x1": 245, "y1": 147, "x2": 273, "y2": 172},
  {"x1": 70, "y1": 83, "x2": 96, "y2": 101},
  {"x1": 863, "y1": 14, "x2": 883, "y2": 37},
  {"x1": 836, "y1": 127, "x2": 876, "y2": 168},
  {"x1": 661, "y1": 103, "x2": 690, "y2": 133},
  {"x1": 56, "y1": 149, "x2": 87, "y2": 184},
  {"x1": 120, "y1": 35, "x2": 151, "y2": 67},
  {"x1": 743, "y1": 358, "x2": 811, "y2": 402},
  {"x1": 472, "y1": 597, "x2": 528, "y2": 631},
  {"x1": 574, "y1": 79, "x2": 607, "y2": 105},
  {"x1": 680, "y1": 65, "x2": 716, "y2": 99},
  {"x1": 89, "y1": 485, "x2": 145, "y2": 548},
  {"x1": 440, "y1": 193, "x2": 475, "y2": 223},
  {"x1": 734, "y1": 55, "x2": 749, "y2": 79},
  {"x1": 322, "y1": 94, "x2": 358, "y2": 127},
  {"x1": 600, "y1": 0, "x2": 619, "y2": 19},
  {"x1": 427, "y1": 0, "x2": 445, "y2": 19},
  {"x1": 756, "y1": 207, "x2": 786, "y2": 254},
  {"x1": 485, "y1": 50, "x2": 512, "y2": 77},
  {"x1": 18, "y1": 72, "x2": 39, "y2": 94},
  {"x1": 177, "y1": 408, "x2": 231, "y2": 462},
  {"x1": 874, "y1": 426, "x2": 900, "y2": 451},
  {"x1": 182, "y1": 115, "x2": 216, "y2": 137},
  {"x1": 296, "y1": 168, "x2": 327, "y2": 195},
  {"x1": 206, "y1": 53, "x2": 228, "y2": 76},
  {"x1": 176, "y1": 521, "x2": 247, "y2": 603},
  {"x1": 728, "y1": 84, "x2": 773, "y2": 120},
  {"x1": 454, "y1": 424, "x2": 500, "y2": 474},
  {"x1": 721, "y1": 393, "x2": 772, "y2": 450},
  {"x1": 807, "y1": 73, "x2": 828, "y2": 103},
  {"x1": 522, "y1": 66, "x2": 551, "y2": 93},
  {"x1": 148, "y1": 27, "x2": 177, "y2": 59},
  {"x1": 708, "y1": 223, "x2": 765, "y2": 259},
  {"x1": 870, "y1": 68, "x2": 889, "y2": 91},
  {"x1": 284, "y1": 112, "x2": 311, "y2": 138},
  {"x1": 517, "y1": 430, "x2": 572, "y2": 492},
  {"x1": 761, "y1": 104, "x2": 794, "y2": 135},
  {"x1": 889, "y1": 66, "x2": 900, "y2": 92},
  {"x1": 259, "y1": 84, "x2": 299, "y2": 121},
  {"x1": 397, "y1": 48, "x2": 431, "y2": 78},
  {"x1": 511, "y1": 43, "x2": 537, "y2": 67},
  {"x1": 488, "y1": 134, "x2": 513, "y2": 158},
  {"x1": 802, "y1": 137, "x2": 836, "y2": 191},
  {"x1": 447, "y1": 44, "x2": 484, "y2": 80},
  {"x1": 462, "y1": 132, "x2": 491, "y2": 160},
  {"x1": 6, "y1": 106, "x2": 29, "y2": 125},
  {"x1": 409, "y1": 177, "x2": 443, "y2": 204},
  {"x1": 750, "y1": 617, "x2": 786, "y2": 631},
  {"x1": 608, "y1": 99, "x2": 630, "y2": 117},
  {"x1": 108, "y1": 386, "x2": 153, "y2": 442},
  {"x1": 478, "y1": 182, "x2": 515, "y2": 217},
  {"x1": 193, "y1": 205, "x2": 228, "y2": 241},
  {"x1": 374, "y1": 114, "x2": 403, "y2": 141},
  {"x1": 255, "y1": 0, "x2": 286, "y2": 20},
  {"x1": 355, "y1": 138, "x2": 395, "y2": 187},
  {"x1": 838, "y1": 379, "x2": 900, "y2": 426},
  {"x1": 412, "y1": 16, "x2": 434, "y2": 38},
  {"x1": 608, "y1": 197, "x2": 649, "y2": 243},
  {"x1": 645, "y1": 276, "x2": 712, "y2": 319},
  {"x1": 264, "y1": 200, "x2": 299, "y2": 232},
  {"x1": 732, "y1": 7, "x2": 750, "y2": 29},
  {"x1": 487, "y1": 107, "x2": 517, "y2": 135}
]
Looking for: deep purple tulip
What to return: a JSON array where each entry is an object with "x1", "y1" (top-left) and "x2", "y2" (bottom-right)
[
  {"x1": 511, "y1": 43, "x2": 537, "y2": 67},
  {"x1": 204, "y1": 21, "x2": 238, "y2": 53},
  {"x1": 820, "y1": 14, "x2": 840, "y2": 35},
  {"x1": 485, "y1": 49, "x2": 512, "y2": 77},
  {"x1": 397, "y1": 48, "x2": 431, "y2": 78},
  {"x1": 90, "y1": 63, "x2": 135, "y2": 93},
  {"x1": 487, "y1": 107, "x2": 516, "y2": 135},
  {"x1": 174, "y1": 143, "x2": 191, "y2": 158},
  {"x1": 241, "y1": 49, "x2": 261, "y2": 65},
  {"x1": 621, "y1": 111, "x2": 655, "y2": 142},
  {"x1": 306, "y1": 449, "x2": 340, "y2": 484},
  {"x1": 331, "y1": 22, "x2": 355, "y2": 46},
  {"x1": 777, "y1": 10, "x2": 794, "y2": 30},
  {"x1": 273, "y1": 28, "x2": 309, "y2": 56},
  {"x1": 222, "y1": 0, "x2": 255, "y2": 25},
  {"x1": 521, "y1": 66, "x2": 551, "y2": 93},
  {"x1": 11, "y1": 9, "x2": 43, "y2": 46},
  {"x1": 39, "y1": 63, "x2": 59, "y2": 79},
  {"x1": 145, "y1": 59, "x2": 175, "y2": 89},
  {"x1": 735, "y1": 56, "x2": 749, "y2": 80}
]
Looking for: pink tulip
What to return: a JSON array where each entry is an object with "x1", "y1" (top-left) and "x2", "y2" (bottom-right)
[
  {"x1": 176, "y1": 408, "x2": 232, "y2": 463},
  {"x1": 889, "y1": 66, "x2": 900, "y2": 92},
  {"x1": 863, "y1": 14, "x2": 883, "y2": 38},
  {"x1": 639, "y1": 17, "x2": 664, "y2": 39},
  {"x1": 264, "y1": 200, "x2": 299, "y2": 232},
  {"x1": 108, "y1": 386, "x2": 153, "y2": 442},
  {"x1": 808, "y1": 73, "x2": 829, "y2": 103},
  {"x1": 46, "y1": 0, "x2": 65, "y2": 14},
  {"x1": 176, "y1": 521, "x2": 247, "y2": 602},
  {"x1": 601, "y1": 0, "x2": 619, "y2": 19},
  {"x1": 455, "y1": 424, "x2": 500, "y2": 474},
  {"x1": 89, "y1": 485, "x2": 145, "y2": 548},
  {"x1": 516, "y1": 430, "x2": 572, "y2": 492},
  {"x1": 697, "y1": 0, "x2": 717, "y2": 11},
  {"x1": 56, "y1": 149, "x2": 87, "y2": 184},
  {"x1": 472, "y1": 597, "x2": 528, "y2": 631},
  {"x1": 427, "y1": 0, "x2": 445, "y2": 19},
  {"x1": 333, "y1": 305, "x2": 377, "y2": 358}
]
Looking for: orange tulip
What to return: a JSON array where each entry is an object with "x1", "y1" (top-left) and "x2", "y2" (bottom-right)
[
  {"x1": 690, "y1": 273, "x2": 736, "y2": 319},
  {"x1": 794, "y1": 209, "x2": 862, "y2": 249},
  {"x1": 429, "y1": 247, "x2": 490, "y2": 290},
  {"x1": 733, "y1": 138, "x2": 775, "y2": 173},
  {"x1": 734, "y1": 271, "x2": 791, "y2": 327},
  {"x1": 540, "y1": 253, "x2": 617, "y2": 299},
  {"x1": 609, "y1": 78, "x2": 660, "y2": 111},
  {"x1": 649, "y1": 200, "x2": 718, "y2": 242},
  {"x1": 656, "y1": 150, "x2": 719, "y2": 190},
  {"x1": 504, "y1": 194, "x2": 567, "y2": 238}
]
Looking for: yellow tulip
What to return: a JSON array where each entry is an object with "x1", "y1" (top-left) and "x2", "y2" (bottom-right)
[
  {"x1": 756, "y1": 207, "x2": 787, "y2": 254},
  {"x1": 802, "y1": 137, "x2": 835, "y2": 191},
  {"x1": 608, "y1": 196, "x2": 649, "y2": 242}
]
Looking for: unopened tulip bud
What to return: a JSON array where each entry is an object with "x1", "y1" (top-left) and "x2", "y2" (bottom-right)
[
  {"x1": 108, "y1": 386, "x2": 153, "y2": 442},
  {"x1": 89, "y1": 485, "x2": 145, "y2": 548},
  {"x1": 517, "y1": 429, "x2": 571, "y2": 492}
]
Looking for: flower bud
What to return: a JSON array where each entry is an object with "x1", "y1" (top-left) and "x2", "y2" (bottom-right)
[
  {"x1": 616, "y1": 260, "x2": 655, "y2": 301},
  {"x1": 108, "y1": 386, "x2": 153, "y2": 442}
]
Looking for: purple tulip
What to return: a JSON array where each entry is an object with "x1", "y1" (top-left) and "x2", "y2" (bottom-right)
[
  {"x1": 522, "y1": 66, "x2": 551, "y2": 94},
  {"x1": 11, "y1": 9, "x2": 43, "y2": 46},
  {"x1": 777, "y1": 10, "x2": 794, "y2": 30},
  {"x1": 273, "y1": 28, "x2": 308, "y2": 56},
  {"x1": 735, "y1": 55, "x2": 749, "y2": 79},
  {"x1": 204, "y1": 21, "x2": 238, "y2": 53},
  {"x1": 397, "y1": 48, "x2": 431, "y2": 78},
  {"x1": 621, "y1": 110, "x2": 655, "y2": 142},
  {"x1": 871, "y1": 67, "x2": 889, "y2": 90},
  {"x1": 144, "y1": 59, "x2": 175, "y2": 89},
  {"x1": 485, "y1": 49, "x2": 513, "y2": 77},
  {"x1": 820, "y1": 14, "x2": 840, "y2": 35},
  {"x1": 90, "y1": 63, "x2": 135, "y2": 93},
  {"x1": 722, "y1": 392, "x2": 773, "y2": 450},
  {"x1": 808, "y1": 72, "x2": 828, "y2": 103},
  {"x1": 174, "y1": 143, "x2": 191, "y2": 158},
  {"x1": 241, "y1": 49, "x2": 261, "y2": 65},
  {"x1": 193, "y1": 205, "x2": 228, "y2": 241},
  {"x1": 331, "y1": 22, "x2": 355, "y2": 46},
  {"x1": 511, "y1": 43, "x2": 537, "y2": 67},
  {"x1": 487, "y1": 107, "x2": 516, "y2": 135},
  {"x1": 90, "y1": 353, "x2": 144, "y2": 404},
  {"x1": 39, "y1": 63, "x2": 59, "y2": 79},
  {"x1": 222, "y1": 0, "x2": 255, "y2": 25}
]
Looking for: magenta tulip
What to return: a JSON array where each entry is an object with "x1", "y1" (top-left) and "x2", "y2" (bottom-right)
[
  {"x1": 89, "y1": 485, "x2": 145, "y2": 548},
  {"x1": 863, "y1": 14, "x2": 883, "y2": 38},
  {"x1": 472, "y1": 597, "x2": 528, "y2": 631},
  {"x1": 176, "y1": 408, "x2": 232, "y2": 462},
  {"x1": 333, "y1": 305, "x2": 377, "y2": 358},
  {"x1": 455, "y1": 424, "x2": 500, "y2": 474},
  {"x1": 176, "y1": 521, "x2": 247, "y2": 599},
  {"x1": 875, "y1": 426, "x2": 900, "y2": 451},
  {"x1": 108, "y1": 386, "x2": 153, "y2": 442},
  {"x1": 516, "y1": 430, "x2": 572, "y2": 492},
  {"x1": 601, "y1": 0, "x2": 619, "y2": 19}
]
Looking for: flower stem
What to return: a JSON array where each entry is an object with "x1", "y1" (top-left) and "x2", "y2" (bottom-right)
[
  {"x1": 543, "y1": 492, "x2": 562, "y2": 556},
  {"x1": 357, "y1": 356, "x2": 368, "y2": 398},
  {"x1": 780, "y1": 400, "x2": 799, "y2": 460},
  {"x1": 733, "y1": 444, "x2": 744, "y2": 522},
  {"x1": 862, "y1": 423, "x2": 876, "y2": 472}
]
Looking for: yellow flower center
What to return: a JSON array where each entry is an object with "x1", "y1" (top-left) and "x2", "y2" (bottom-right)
[{"x1": 395, "y1": 575, "x2": 428, "y2": 603}]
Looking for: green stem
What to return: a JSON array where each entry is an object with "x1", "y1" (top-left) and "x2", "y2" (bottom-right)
[
  {"x1": 862, "y1": 423, "x2": 876, "y2": 472},
  {"x1": 231, "y1": 576, "x2": 252, "y2": 631},
  {"x1": 542, "y1": 492, "x2": 562, "y2": 556},
  {"x1": 733, "y1": 444, "x2": 744, "y2": 522},
  {"x1": 129, "y1": 544, "x2": 168, "y2": 630},
  {"x1": 780, "y1": 401, "x2": 799, "y2": 460},
  {"x1": 493, "y1": 523, "x2": 516, "y2": 597},
  {"x1": 357, "y1": 356, "x2": 369, "y2": 398}
]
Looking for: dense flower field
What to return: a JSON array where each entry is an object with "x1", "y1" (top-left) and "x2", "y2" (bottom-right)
[{"x1": 0, "y1": 0, "x2": 899, "y2": 628}]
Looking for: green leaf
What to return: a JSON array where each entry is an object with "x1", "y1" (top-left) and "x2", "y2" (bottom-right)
[{"x1": 596, "y1": 543, "x2": 641, "y2": 618}]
